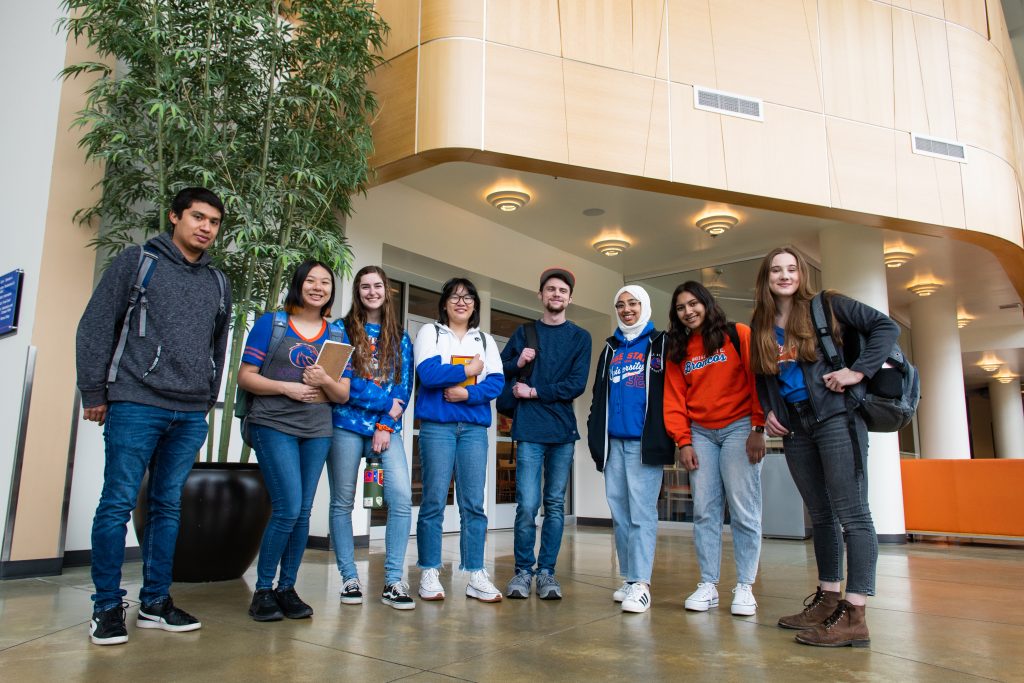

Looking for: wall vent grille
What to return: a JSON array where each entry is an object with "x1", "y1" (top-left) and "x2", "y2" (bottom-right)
[
  {"x1": 911, "y1": 133, "x2": 967, "y2": 163},
  {"x1": 693, "y1": 86, "x2": 763, "y2": 121}
]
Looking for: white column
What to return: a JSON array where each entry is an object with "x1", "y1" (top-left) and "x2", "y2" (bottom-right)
[
  {"x1": 989, "y1": 378, "x2": 1024, "y2": 459},
  {"x1": 819, "y1": 227, "x2": 905, "y2": 539},
  {"x1": 909, "y1": 290, "x2": 971, "y2": 458}
]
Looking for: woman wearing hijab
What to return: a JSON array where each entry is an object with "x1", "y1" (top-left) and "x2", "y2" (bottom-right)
[{"x1": 587, "y1": 285, "x2": 674, "y2": 614}]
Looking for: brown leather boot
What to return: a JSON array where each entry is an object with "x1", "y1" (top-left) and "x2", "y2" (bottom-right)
[
  {"x1": 777, "y1": 586, "x2": 841, "y2": 630},
  {"x1": 794, "y1": 600, "x2": 870, "y2": 648}
]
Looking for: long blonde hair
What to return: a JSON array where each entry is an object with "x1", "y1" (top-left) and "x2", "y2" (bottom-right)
[
  {"x1": 343, "y1": 266, "x2": 403, "y2": 383},
  {"x1": 750, "y1": 247, "x2": 839, "y2": 375}
]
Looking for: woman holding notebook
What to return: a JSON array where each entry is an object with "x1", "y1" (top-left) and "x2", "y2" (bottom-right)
[
  {"x1": 237, "y1": 260, "x2": 351, "y2": 622},
  {"x1": 413, "y1": 277, "x2": 504, "y2": 603},
  {"x1": 327, "y1": 266, "x2": 416, "y2": 610}
]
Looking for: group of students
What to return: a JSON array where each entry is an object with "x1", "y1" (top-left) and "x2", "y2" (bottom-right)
[{"x1": 78, "y1": 188, "x2": 896, "y2": 650}]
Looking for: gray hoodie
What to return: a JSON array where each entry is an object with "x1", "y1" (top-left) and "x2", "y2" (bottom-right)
[{"x1": 76, "y1": 232, "x2": 232, "y2": 412}]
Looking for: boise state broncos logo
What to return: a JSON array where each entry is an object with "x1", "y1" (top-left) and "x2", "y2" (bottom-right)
[{"x1": 289, "y1": 343, "x2": 320, "y2": 368}]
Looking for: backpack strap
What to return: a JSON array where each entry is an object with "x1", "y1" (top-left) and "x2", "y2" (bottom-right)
[
  {"x1": 210, "y1": 267, "x2": 228, "y2": 324},
  {"x1": 724, "y1": 322, "x2": 740, "y2": 357},
  {"x1": 262, "y1": 311, "x2": 290, "y2": 377},
  {"x1": 811, "y1": 293, "x2": 845, "y2": 372},
  {"x1": 107, "y1": 247, "x2": 158, "y2": 383},
  {"x1": 518, "y1": 321, "x2": 540, "y2": 381}
]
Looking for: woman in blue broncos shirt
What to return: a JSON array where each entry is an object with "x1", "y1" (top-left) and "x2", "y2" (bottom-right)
[{"x1": 327, "y1": 266, "x2": 415, "y2": 610}]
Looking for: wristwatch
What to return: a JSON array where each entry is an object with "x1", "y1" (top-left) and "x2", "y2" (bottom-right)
[{"x1": 751, "y1": 425, "x2": 765, "y2": 433}]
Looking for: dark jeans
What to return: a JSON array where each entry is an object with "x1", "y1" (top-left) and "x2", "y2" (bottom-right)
[
  {"x1": 783, "y1": 403, "x2": 877, "y2": 596},
  {"x1": 250, "y1": 424, "x2": 331, "y2": 591},
  {"x1": 91, "y1": 401, "x2": 209, "y2": 611}
]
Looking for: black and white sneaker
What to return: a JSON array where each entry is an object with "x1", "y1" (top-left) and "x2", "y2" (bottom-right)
[
  {"x1": 274, "y1": 587, "x2": 313, "y2": 619},
  {"x1": 340, "y1": 578, "x2": 363, "y2": 605},
  {"x1": 90, "y1": 603, "x2": 128, "y2": 645},
  {"x1": 381, "y1": 581, "x2": 416, "y2": 610},
  {"x1": 137, "y1": 596, "x2": 201, "y2": 632}
]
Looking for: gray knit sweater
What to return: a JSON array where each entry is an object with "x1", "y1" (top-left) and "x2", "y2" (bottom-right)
[{"x1": 75, "y1": 233, "x2": 232, "y2": 412}]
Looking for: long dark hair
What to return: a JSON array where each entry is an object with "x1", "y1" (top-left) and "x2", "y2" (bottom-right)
[
  {"x1": 438, "y1": 277, "x2": 481, "y2": 329},
  {"x1": 283, "y1": 259, "x2": 335, "y2": 317},
  {"x1": 344, "y1": 265, "x2": 403, "y2": 383},
  {"x1": 667, "y1": 281, "x2": 729, "y2": 363}
]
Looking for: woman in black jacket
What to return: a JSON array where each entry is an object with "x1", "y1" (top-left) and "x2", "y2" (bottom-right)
[
  {"x1": 587, "y1": 285, "x2": 673, "y2": 614},
  {"x1": 750, "y1": 247, "x2": 898, "y2": 648}
]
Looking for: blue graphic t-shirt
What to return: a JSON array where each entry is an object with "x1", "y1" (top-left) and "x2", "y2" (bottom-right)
[
  {"x1": 775, "y1": 326, "x2": 809, "y2": 403},
  {"x1": 332, "y1": 321, "x2": 413, "y2": 437},
  {"x1": 242, "y1": 312, "x2": 343, "y2": 438},
  {"x1": 607, "y1": 324, "x2": 653, "y2": 439}
]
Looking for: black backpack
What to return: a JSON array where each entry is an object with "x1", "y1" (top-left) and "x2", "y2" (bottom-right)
[
  {"x1": 810, "y1": 293, "x2": 920, "y2": 433},
  {"x1": 496, "y1": 321, "x2": 538, "y2": 419}
]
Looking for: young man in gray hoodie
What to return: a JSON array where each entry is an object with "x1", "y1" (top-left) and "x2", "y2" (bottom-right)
[{"x1": 76, "y1": 187, "x2": 232, "y2": 646}]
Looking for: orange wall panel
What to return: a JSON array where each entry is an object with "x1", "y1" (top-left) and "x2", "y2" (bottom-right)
[
  {"x1": 668, "y1": 83, "x2": 727, "y2": 190},
  {"x1": 367, "y1": 50, "x2": 418, "y2": 168},
  {"x1": 892, "y1": 9, "x2": 957, "y2": 137},
  {"x1": 962, "y1": 148, "x2": 1024, "y2": 248},
  {"x1": 375, "y1": 0, "x2": 420, "y2": 60},
  {"x1": 667, "y1": 0, "x2": 717, "y2": 88},
  {"x1": 486, "y1": 0, "x2": 562, "y2": 56},
  {"x1": 948, "y1": 25, "x2": 1014, "y2": 168},
  {"x1": 826, "y1": 117, "x2": 898, "y2": 218},
  {"x1": 420, "y1": 0, "x2": 484, "y2": 41},
  {"x1": 895, "y1": 138, "x2": 966, "y2": 228},
  {"x1": 559, "y1": 0, "x2": 633, "y2": 72},
  {"x1": 418, "y1": 39, "x2": 483, "y2": 152}
]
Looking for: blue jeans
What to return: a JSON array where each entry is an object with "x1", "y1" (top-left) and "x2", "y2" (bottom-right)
[
  {"x1": 250, "y1": 424, "x2": 330, "y2": 591},
  {"x1": 784, "y1": 403, "x2": 877, "y2": 596},
  {"x1": 513, "y1": 441, "x2": 575, "y2": 574},
  {"x1": 91, "y1": 401, "x2": 208, "y2": 611},
  {"x1": 416, "y1": 421, "x2": 488, "y2": 572},
  {"x1": 328, "y1": 428, "x2": 413, "y2": 585},
  {"x1": 690, "y1": 416, "x2": 763, "y2": 585},
  {"x1": 603, "y1": 438, "x2": 663, "y2": 583}
]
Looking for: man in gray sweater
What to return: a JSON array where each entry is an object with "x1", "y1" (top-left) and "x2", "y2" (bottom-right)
[{"x1": 76, "y1": 187, "x2": 232, "y2": 646}]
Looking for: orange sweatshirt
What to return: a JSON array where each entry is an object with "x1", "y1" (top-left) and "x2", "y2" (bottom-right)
[{"x1": 663, "y1": 322, "x2": 764, "y2": 448}]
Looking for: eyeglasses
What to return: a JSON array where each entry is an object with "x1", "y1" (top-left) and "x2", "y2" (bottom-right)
[{"x1": 447, "y1": 294, "x2": 474, "y2": 305}]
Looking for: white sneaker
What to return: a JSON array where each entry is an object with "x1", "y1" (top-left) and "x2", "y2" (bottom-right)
[
  {"x1": 466, "y1": 569, "x2": 503, "y2": 603},
  {"x1": 612, "y1": 581, "x2": 632, "y2": 603},
  {"x1": 684, "y1": 582, "x2": 719, "y2": 611},
  {"x1": 621, "y1": 582, "x2": 651, "y2": 613},
  {"x1": 730, "y1": 583, "x2": 757, "y2": 616},
  {"x1": 418, "y1": 567, "x2": 445, "y2": 601}
]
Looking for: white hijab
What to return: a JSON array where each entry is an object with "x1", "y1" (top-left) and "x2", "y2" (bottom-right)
[{"x1": 614, "y1": 285, "x2": 652, "y2": 341}]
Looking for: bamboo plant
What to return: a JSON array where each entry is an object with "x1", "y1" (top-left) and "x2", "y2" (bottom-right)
[{"x1": 59, "y1": 0, "x2": 386, "y2": 461}]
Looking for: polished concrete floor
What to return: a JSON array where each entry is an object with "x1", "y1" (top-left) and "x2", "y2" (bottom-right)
[{"x1": 1, "y1": 525, "x2": 1021, "y2": 682}]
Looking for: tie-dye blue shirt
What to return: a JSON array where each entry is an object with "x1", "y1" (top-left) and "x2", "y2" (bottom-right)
[{"x1": 331, "y1": 321, "x2": 413, "y2": 435}]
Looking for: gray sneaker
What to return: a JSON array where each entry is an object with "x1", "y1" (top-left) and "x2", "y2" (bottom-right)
[
  {"x1": 536, "y1": 572, "x2": 562, "y2": 600},
  {"x1": 506, "y1": 569, "x2": 533, "y2": 599}
]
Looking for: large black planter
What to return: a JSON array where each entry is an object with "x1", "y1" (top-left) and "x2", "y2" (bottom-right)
[{"x1": 134, "y1": 462, "x2": 271, "y2": 582}]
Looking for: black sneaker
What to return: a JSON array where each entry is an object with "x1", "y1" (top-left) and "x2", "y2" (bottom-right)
[
  {"x1": 137, "y1": 596, "x2": 201, "y2": 632},
  {"x1": 381, "y1": 581, "x2": 416, "y2": 610},
  {"x1": 340, "y1": 577, "x2": 363, "y2": 605},
  {"x1": 274, "y1": 586, "x2": 313, "y2": 619},
  {"x1": 248, "y1": 589, "x2": 284, "y2": 622},
  {"x1": 90, "y1": 603, "x2": 128, "y2": 645}
]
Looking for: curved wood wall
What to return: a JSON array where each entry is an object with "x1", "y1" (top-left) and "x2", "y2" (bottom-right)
[{"x1": 367, "y1": 0, "x2": 1024, "y2": 267}]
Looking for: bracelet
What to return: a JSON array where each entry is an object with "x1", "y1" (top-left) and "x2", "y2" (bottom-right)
[
  {"x1": 751, "y1": 425, "x2": 765, "y2": 433},
  {"x1": 375, "y1": 423, "x2": 395, "y2": 433}
]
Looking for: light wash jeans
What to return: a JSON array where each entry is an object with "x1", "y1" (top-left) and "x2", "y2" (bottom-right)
[
  {"x1": 604, "y1": 438, "x2": 663, "y2": 583},
  {"x1": 327, "y1": 427, "x2": 413, "y2": 585},
  {"x1": 91, "y1": 402, "x2": 208, "y2": 611},
  {"x1": 785, "y1": 403, "x2": 877, "y2": 595},
  {"x1": 690, "y1": 416, "x2": 763, "y2": 585},
  {"x1": 250, "y1": 424, "x2": 331, "y2": 591},
  {"x1": 416, "y1": 421, "x2": 489, "y2": 572},
  {"x1": 513, "y1": 441, "x2": 575, "y2": 574}
]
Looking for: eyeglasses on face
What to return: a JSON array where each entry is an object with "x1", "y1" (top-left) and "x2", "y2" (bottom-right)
[{"x1": 447, "y1": 294, "x2": 474, "y2": 305}]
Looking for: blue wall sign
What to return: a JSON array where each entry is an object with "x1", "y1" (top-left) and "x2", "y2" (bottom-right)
[{"x1": 0, "y1": 269, "x2": 25, "y2": 338}]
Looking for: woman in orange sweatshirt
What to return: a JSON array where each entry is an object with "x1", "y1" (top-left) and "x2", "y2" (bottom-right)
[{"x1": 664, "y1": 281, "x2": 766, "y2": 617}]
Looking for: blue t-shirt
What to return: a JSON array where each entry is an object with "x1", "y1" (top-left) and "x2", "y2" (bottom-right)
[
  {"x1": 607, "y1": 324, "x2": 653, "y2": 439},
  {"x1": 775, "y1": 326, "x2": 809, "y2": 403},
  {"x1": 242, "y1": 312, "x2": 348, "y2": 438}
]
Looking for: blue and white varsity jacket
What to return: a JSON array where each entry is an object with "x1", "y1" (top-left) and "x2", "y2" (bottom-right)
[{"x1": 413, "y1": 323, "x2": 504, "y2": 427}]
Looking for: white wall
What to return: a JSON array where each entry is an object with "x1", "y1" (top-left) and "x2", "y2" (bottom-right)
[{"x1": 0, "y1": 1, "x2": 67, "y2": 556}]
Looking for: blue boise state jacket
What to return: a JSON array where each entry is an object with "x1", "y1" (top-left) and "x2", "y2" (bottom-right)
[
  {"x1": 414, "y1": 323, "x2": 504, "y2": 427},
  {"x1": 331, "y1": 321, "x2": 413, "y2": 436}
]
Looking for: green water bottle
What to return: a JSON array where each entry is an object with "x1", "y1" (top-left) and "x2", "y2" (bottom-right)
[{"x1": 363, "y1": 455, "x2": 385, "y2": 509}]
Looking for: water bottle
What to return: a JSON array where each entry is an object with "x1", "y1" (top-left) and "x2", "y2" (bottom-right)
[{"x1": 363, "y1": 455, "x2": 385, "y2": 509}]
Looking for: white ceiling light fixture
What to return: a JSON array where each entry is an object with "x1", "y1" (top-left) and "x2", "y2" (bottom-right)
[
  {"x1": 486, "y1": 190, "x2": 530, "y2": 212},
  {"x1": 956, "y1": 315, "x2": 972, "y2": 329},
  {"x1": 908, "y1": 282, "x2": 942, "y2": 297},
  {"x1": 979, "y1": 360, "x2": 1001, "y2": 373},
  {"x1": 883, "y1": 249, "x2": 915, "y2": 268},
  {"x1": 996, "y1": 373, "x2": 1016, "y2": 384},
  {"x1": 593, "y1": 238, "x2": 631, "y2": 256},
  {"x1": 696, "y1": 214, "x2": 738, "y2": 237}
]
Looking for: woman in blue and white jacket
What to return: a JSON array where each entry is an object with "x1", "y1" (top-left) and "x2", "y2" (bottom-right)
[
  {"x1": 414, "y1": 277, "x2": 504, "y2": 603},
  {"x1": 327, "y1": 266, "x2": 415, "y2": 610}
]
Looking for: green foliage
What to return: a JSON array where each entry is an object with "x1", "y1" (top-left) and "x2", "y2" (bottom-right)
[{"x1": 60, "y1": 0, "x2": 387, "y2": 460}]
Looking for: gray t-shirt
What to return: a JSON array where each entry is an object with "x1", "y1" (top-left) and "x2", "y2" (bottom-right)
[{"x1": 243, "y1": 313, "x2": 334, "y2": 439}]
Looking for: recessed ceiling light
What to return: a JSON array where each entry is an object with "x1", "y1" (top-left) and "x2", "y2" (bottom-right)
[
  {"x1": 883, "y1": 249, "x2": 914, "y2": 268},
  {"x1": 582, "y1": 208, "x2": 605, "y2": 216},
  {"x1": 696, "y1": 214, "x2": 738, "y2": 237},
  {"x1": 593, "y1": 238, "x2": 630, "y2": 256},
  {"x1": 486, "y1": 190, "x2": 530, "y2": 212},
  {"x1": 908, "y1": 282, "x2": 941, "y2": 297}
]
